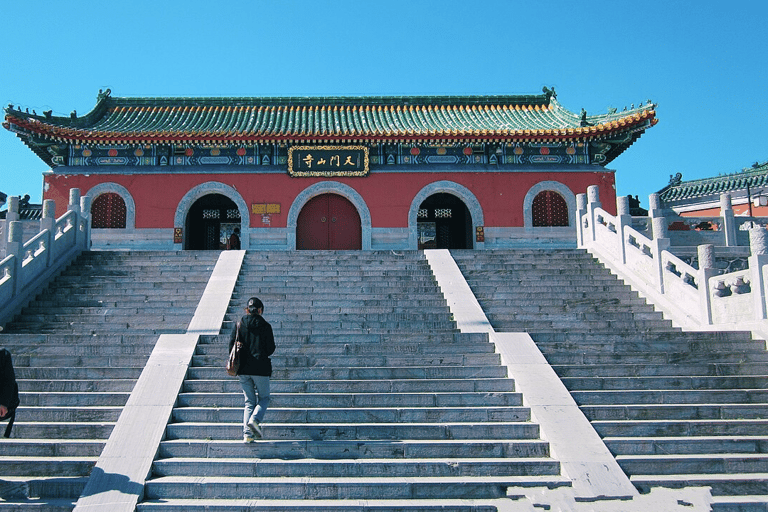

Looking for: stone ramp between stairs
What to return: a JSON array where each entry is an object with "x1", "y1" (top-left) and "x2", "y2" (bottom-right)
[{"x1": 452, "y1": 248, "x2": 768, "y2": 512}]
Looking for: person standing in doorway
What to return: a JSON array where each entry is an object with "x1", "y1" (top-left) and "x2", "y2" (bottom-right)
[
  {"x1": 229, "y1": 297, "x2": 275, "y2": 443},
  {"x1": 227, "y1": 228, "x2": 241, "y2": 250}
]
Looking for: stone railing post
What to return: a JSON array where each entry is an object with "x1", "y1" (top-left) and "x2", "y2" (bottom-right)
[
  {"x1": 41, "y1": 199, "x2": 56, "y2": 267},
  {"x1": 698, "y1": 244, "x2": 717, "y2": 325},
  {"x1": 7, "y1": 221, "x2": 23, "y2": 296},
  {"x1": 748, "y1": 227, "x2": 768, "y2": 320},
  {"x1": 68, "y1": 188, "x2": 81, "y2": 246},
  {"x1": 80, "y1": 195, "x2": 92, "y2": 250},
  {"x1": 576, "y1": 193, "x2": 587, "y2": 248},
  {"x1": 6, "y1": 196, "x2": 20, "y2": 223},
  {"x1": 649, "y1": 193, "x2": 671, "y2": 293},
  {"x1": 720, "y1": 193, "x2": 737, "y2": 246},
  {"x1": 68, "y1": 188, "x2": 81, "y2": 214},
  {"x1": 586, "y1": 185, "x2": 601, "y2": 246},
  {"x1": 616, "y1": 195, "x2": 631, "y2": 264}
]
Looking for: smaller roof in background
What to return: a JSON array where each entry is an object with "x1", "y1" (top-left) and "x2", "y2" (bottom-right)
[{"x1": 658, "y1": 161, "x2": 768, "y2": 203}]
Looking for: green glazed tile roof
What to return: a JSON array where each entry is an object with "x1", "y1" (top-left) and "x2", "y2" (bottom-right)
[
  {"x1": 4, "y1": 89, "x2": 657, "y2": 147},
  {"x1": 658, "y1": 161, "x2": 768, "y2": 202}
]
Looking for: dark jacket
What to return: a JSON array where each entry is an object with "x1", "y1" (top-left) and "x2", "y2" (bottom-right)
[
  {"x1": 229, "y1": 314, "x2": 275, "y2": 377},
  {"x1": 0, "y1": 348, "x2": 20, "y2": 418}
]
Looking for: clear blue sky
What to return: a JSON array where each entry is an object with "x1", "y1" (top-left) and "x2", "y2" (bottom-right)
[{"x1": 2, "y1": 0, "x2": 766, "y2": 210}]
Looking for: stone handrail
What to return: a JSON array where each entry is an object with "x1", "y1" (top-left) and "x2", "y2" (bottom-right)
[
  {"x1": 579, "y1": 186, "x2": 768, "y2": 338},
  {"x1": 0, "y1": 189, "x2": 91, "y2": 326}
]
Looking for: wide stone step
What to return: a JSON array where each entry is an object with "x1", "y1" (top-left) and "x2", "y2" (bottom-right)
[
  {"x1": 34, "y1": 290, "x2": 207, "y2": 301},
  {"x1": 0, "y1": 440, "x2": 105, "y2": 457},
  {"x1": 480, "y1": 299, "x2": 654, "y2": 312},
  {"x1": 546, "y1": 351, "x2": 768, "y2": 365},
  {"x1": 9, "y1": 406, "x2": 122, "y2": 422},
  {"x1": 581, "y1": 403, "x2": 768, "y2": 421},
  {"x1": 8, "y1": 345, "x2": 157, "y2": 357},
  {"x1": 593, "y1": 419, "x2": 768, "y2": 437},
  {"x1": 196, "y1": 342, "x2": 496, "y2": 357},
  {"x1": 15, "y1": 367, "x2": 143, "y2": 379},
  {"x1": 177, "y1": 392, "x2": 522, "y2": 408},
  {"x1": 0, "y1": 456, "x2": 97, "y2": 477},
  {"x1": 7, "y1": 326, "x2": 187, "y2": 336},
  {"x1": 189, "y1": 365, "x2": 507, "y2": 380},
  {"x1": 230, "y1": 284, "x2": 443, "y2": 292},
  {"x1": 14, "y1": 313, "x2": 193, "y2": 324},
  {"x1": 616, "y1": 453, "x2": 768, "y2": 475},
  {"x1": 10, "y1": 422, "x2": 115, "y2": 439},
  {"x1": 489, "y1": 311, "x2": 664, "y2": 322},
  {"x1": 53, "y1": 275, "x2": 211, "y2": 284},
  {"x1": 530, "y1": 330, "x2": 755, "y2": 344},
  {"x1": 11, "y1": 355, "x2": 152, "y2": 368},
  {"x1": 158, "y1": 439, "x2": 550, "y2": 460},
  {"x1": 490, "y1": 319, "x2": 674, "y2": 332},
  {"x1": 20, "y1": 392, "x2": 130, "y2": 406},
  {"x1": 164, "y1": 422, "x2": 541, "y2": 441},
  {"x1": 220, "y1": 321, "x2": 456, "y2": 331},
  {"x1": 606, "y1": 436, "x2": 768, "y2": 455},
  {"x1": 0, "y1": 333, "x2": 162, "y2": 344},
  {"x1": 222, "y1": 313, "x2": 453, "y2": 324},
  {"x1": 142, "y1": 475, "x2": 566, "y2": 501},
  {"x1": 189, "y1": 361, "x2": 507, "y2": 380},
  {"x1": 151, "y1": 457, "x2": 559, "y2": 478},
  {"x1": 192, "y1": 353, "x2": 501, "y2": 368},
  {"x1": 182, "y1": 378, "x2": 516, "y2": 394},
  {"x1": 553, "y1": 362, "x2": 768, "y2": 377},
  {"x1": 560, "y1": 375, "x2": 768, "y2": 390},
  {"x1": 171, "y1": 406, "x2": 531, "y2": 424},
  {"x1": 18, "y1": 379, "x2": 137, "y2": 392},
  {"x1": 571, "y1": 389, "x2": 768, "y2": 406},
  {"x1": 20, "y1": 306, "x2": 196, "y2": 317},
  {"x1": 0, "y1": 476, "x2": 88, "y2": 501},
  {"x1": 630, "y1": 472, "x2": 768, "y2": 497},
  {"x1": 225, "y1": 309, "x2": 452, "y2": 319},
  {"x1": 202, "y1": 332, "x2": 486, "y2": 345}
]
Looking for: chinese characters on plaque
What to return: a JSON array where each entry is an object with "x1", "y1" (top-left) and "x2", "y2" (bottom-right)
[{"x1": 288, "y1": 146, "x2": 369, "y2": 177}]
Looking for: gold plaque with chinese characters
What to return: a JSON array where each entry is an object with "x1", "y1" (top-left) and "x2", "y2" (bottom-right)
[{"x1": 288, "y1": 146, "x2": 369, "y2": 177}]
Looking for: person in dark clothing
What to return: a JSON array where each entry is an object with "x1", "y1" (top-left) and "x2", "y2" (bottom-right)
[
  {"x1": 229, "y1": 297, "x2": 275, "y2": 443},
  {"x1": 0, "y1": 348, "x2": 20, "y2": 438},
  {"x1": 227, "y1": 228, "x2": 241, "y2": 250}
]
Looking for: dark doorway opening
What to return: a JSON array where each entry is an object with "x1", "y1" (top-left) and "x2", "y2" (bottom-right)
[
  {"x1": 417, "y1": 193, "x2": 472, "y2": 249},
  {"x1": 185, "y1": 194, "x2": 241, "y2": 250}
]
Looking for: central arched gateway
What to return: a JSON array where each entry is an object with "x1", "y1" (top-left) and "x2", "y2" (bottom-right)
[
  {"x1": 296, "y1": 193, "x2": 362, "y2": 250},
  {"x1": 185, "y1": 193, "x2": 241, "y2": 250}
]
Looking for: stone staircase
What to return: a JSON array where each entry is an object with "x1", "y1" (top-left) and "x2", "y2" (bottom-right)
[
  {"x1": 0, "y1": 251, "x2": 218, "y2": 510},
  {"x1": 138, "y1": 251, "x2": 568, "y2": 511},
  {"x1": 452, "y1": 248, "x2": 768, "y2": 511}
]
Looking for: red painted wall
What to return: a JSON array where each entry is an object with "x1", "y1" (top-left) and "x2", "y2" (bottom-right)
[{"x1": 44, "y1": 170, "x2": 616, "y2": 228}]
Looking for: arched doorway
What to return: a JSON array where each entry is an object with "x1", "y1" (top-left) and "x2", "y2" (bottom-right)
[
  {"x1": 91, "y1": 193, "x2": 127, "y2": 229},
  {"x1": 185, "y1": 194, "x2": 241, "y2": 250},
  {"x1": 296, "y1": 193, "x2": 362, "y2": 250},
  {"x1": 417, "y1": 193, "x2": 472, "y2": 249},
  {"x1": 532, "y1": 190, "x2": 569, "y2": 227}
]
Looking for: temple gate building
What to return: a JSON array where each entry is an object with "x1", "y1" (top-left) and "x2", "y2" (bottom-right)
[{"x1": 3, "y1": 88, "x2": 657, "y2": 251}]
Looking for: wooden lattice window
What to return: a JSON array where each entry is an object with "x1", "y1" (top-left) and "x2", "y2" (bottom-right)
[
  {"x1": 91, "y1": 193, "x2": 127, "y2": 229},
  {"x1": 532, "y1": 190, "x2": 568, "y2": 227}
]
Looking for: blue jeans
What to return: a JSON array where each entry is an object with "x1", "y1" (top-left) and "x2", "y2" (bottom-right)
[{"x1": 238, "y1": 374, "x2": 271, "y2": 435}]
